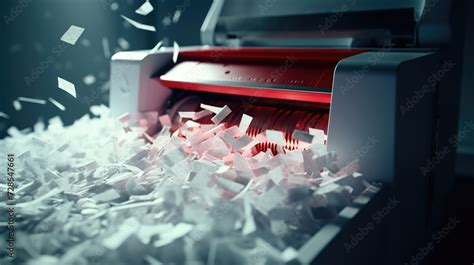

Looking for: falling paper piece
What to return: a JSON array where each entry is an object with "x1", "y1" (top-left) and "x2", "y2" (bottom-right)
[
  {"x1": 110, "y1": 2, "x2": 119, "y2": 11},
  {"x1": 238, "y1": 114, "x2": 253, "y2": 134},
  {"x1": 102, "y1": 37, "x2": 111, "y2": 58},
  {"x1": 48, "y1": 98, "x2": 66, "y2": 111},
  {"x1": 200, "y1": 103, "x2": 223, "y2": 114},
  {"x1": 13, "y1": 100, "x2": 22, "y2": 111},
  {"x1": 292, "y1": 130, "x2": 314, "y2": 143},
  {"x1": 60, "y1": 25, "x2": 85, "y2": 45},
  {"x1": 266, "y1": 130, "x2": 286, "y2": 146},
  {"x1": 211, "y1": 105, "x2": 232, "y2": 124},
  {"x1": 173, "y1": 41, "x2": 180, "y2": 63},
  {"x1": 57, "y1": 77, "x2": 77, "y2": 98},
  {"x1": 80, "y1": 38, "x2": 91, "y2": 47},
  {"x1": 135, "y1": 0, "x2": 154, "y2": 16},
  {"x1": 18, "y1": 97, "x2": 47, "y2": 104},
  {"x1": 121, "y1": 15, "x2": 156, "y2": 32},
  {"x1": 281, "y1": 247, "x2": 299, "y2": 262},
  {"x1": 172, "y1": 10, "x2": 182, "y2": 23},
  {"x1": 309, "y1": 128, "x2": 326, "y2": 144},
  {"x1": 83, "y1": 74, "x2": 96, "y2": 86},
  {"x1": 0, "y1": 104, "x2": 366, "y2": 265},
  {"x1": 149, "y1": 41, "x2": 163, "y2": 54},
  {"x1": 179, "y1": 110, "x2": 213, "y2": 121},
  {"x1": 162, "y1": 16, "x2": 172, "y2": 27},
  {"x1": 0, "y1": 112, "x2": 9, "y2": 119},
  {"x1": 117, "y1": 37, "x2": 130, "y2": 50}
]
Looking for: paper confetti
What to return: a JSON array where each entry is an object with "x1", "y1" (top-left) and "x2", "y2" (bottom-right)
[
  {"x1": 200, "y1": 103, "x2": 223, "y2": 114},
  {"x1": 238, "y1": 114, "x2": 253, "y2": 134},
  {"x1": 102, "y1": 37, "x2": 111, "y2": 58},
  {"x1": 173, "y1": 41, "x2": 180, "y2": 63},
  {"x1": 211, "y1": 105, "x2": 232, "y2": 124},
  {"x1": 117, "y1": 37, "x2": 130, "y2": 50},
  {"x1": 60, "y1": 25, "x2": 85, "y2": 45},
  {"x1": 57, "y1": 77, "x2": 77, "y2": 98},
  {"x1": 0, "y1": 112, "x2": 9, "y2": 119},
  {"x1": 135, "y1": 0, "x2": 154, "y2": 16},
  {"x1": 309, "y1": 128, "x2": 326, "y2": 144},
  {"x1": 48, "y1": 98, "x2": 66, "y2": 111},
  {"x1": 12, "y1": 100, "x2": 22, "y2": 111},
  {"x1": 18, "y1": 97, "x2": 47, "y2": 104},
  {"x1": 292, "y1": 130, "x2": 314, "y2": 143},
  {"x1": 172, "y1": 10, "x2": 182, "y2": 23},
  {"x1": 266, "y1": 129, "x2": 286, "y2": 146},
  {"x1": 83, "y1": 74, "x2": 96, "y2": 85},
  {"x1": 121, "y1": 15, "x2": 156, "y2": 32},
  {"x1": 0, "y1": 105, "x2": 365, "y2": 265}
]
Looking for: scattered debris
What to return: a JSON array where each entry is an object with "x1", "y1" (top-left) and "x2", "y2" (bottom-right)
[
  {"x1": 0, "y1": 112, "x2": 10, "y2": 119},
  {"x1": 18, "y1": 97, "x2": 47, "y2": 104},
  {"x1": 135, "y1": 0, "x2": 154, "y2": 16},
  {"x1": 83, "y1": 75, "x2": 96, "y2": 86},
  {"x1": 172, "y1": 41, "x2": 180, "y2": 63},
  {"x1": 48, "y1": 98, "x2": 66, "y2": 111},
  {"x1": 13, "y1": 100, "x2": 22, "y2": 111},
  {"x1": 57, "y1": 77, "x2": 77, "y2": 98},
  {"x1": 0, "y1": 104, "x2": 364, "y2": 265},
  {"x1": 60, "y1": 25, "x2": 85, "y2": 45},
  {"x1": 121, "y1": 15, "x2": 156, "y2": 32}
]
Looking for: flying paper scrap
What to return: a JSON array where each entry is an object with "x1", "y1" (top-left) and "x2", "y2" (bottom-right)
[
  {"x1": 135, "y1": 0, "x2": 154, "y2": 16},
  {"x1": 0, "y1": 112, "x2": 9, "y2": 119},
  {"x1": 121, "y1": 15, "x2": 156, "y2": 32},
  {"x1": 60, "y1": 25, "x2": 85, "y2": 45},
  {"x1": 48, "y1": 98, "x2": 66, "y2": 111},
  {"x1": 173, "y1": 41, "x2": 180, "y2": 63},
  {"x1": 57, "y1": 77, "x2": 77, "y2": 98},
  {"x1": 18, "y1": 97, "x2": 46, "y2": 105},
  {"x1": 238, "y1": 114, "x2": 253, "y2": 134},
  {"x1": 0, "y1": 105, "x2": 366, "y2": 265},
  {"x1": 13, "y1": 100, "x2": 22, "y2": 111}
]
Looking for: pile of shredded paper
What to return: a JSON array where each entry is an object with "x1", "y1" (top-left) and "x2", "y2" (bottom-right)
[{"x1": 0, "y1": 105, "x2": 366, "y2": 265}]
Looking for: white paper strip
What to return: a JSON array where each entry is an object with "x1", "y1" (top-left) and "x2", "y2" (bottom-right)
[
  {"x1": 121, "y1": 15, "x2": 156, "y2": 32},
  {"x1": 266, "y1": 130, "x2": 286, "y2": 146},
  {"x1": 135, "y1": 0, "x2": 154, "y2": 16},
  {"x1": 60, "y1": 25, "x2": 85, "y2": 45},
  {"x1": 292, "y1": 130, "x2": 314, "y2": 143},
  {"x1": 18, "y1": 97, "x2": 47, "y2": 104},
  {"x1": 48, "y1": 98, "x2": 66, "y2": 111},
  {"x1": 0, "y1": 112, "x2": 9, "y2": 119},
  {"x1": 200, "y1": 103, "x2": 223, "y2": 114},
  {"x1": 238, "y1": 114, "x2": 253, "y2": 134},
  {"x1": 173, "y1": 41, "x2": 180, "y2": 63},
  {"x1": 102, "y1": 37, "x2": 111, "y2": 58},
  {"x1": 309, "y1": 128, "x2": 326, "y2": 144},
  {"x1": 57, "y1": 77, "x2": 77, "y2": 98},
  {"x1": 13, "y1": 100, "x2": 22, "y2": 111},
  {"x1": 211, "y1": 105, "x2": 232, "y2": 124}
]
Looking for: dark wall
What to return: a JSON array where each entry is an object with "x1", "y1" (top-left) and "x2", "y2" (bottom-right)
[
  {"x1": 457, "y1": 0, "x2": 474, "y2": 176},
  {"x1": 0, "y1": 0, "x2": 212, "y2": 137}
]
